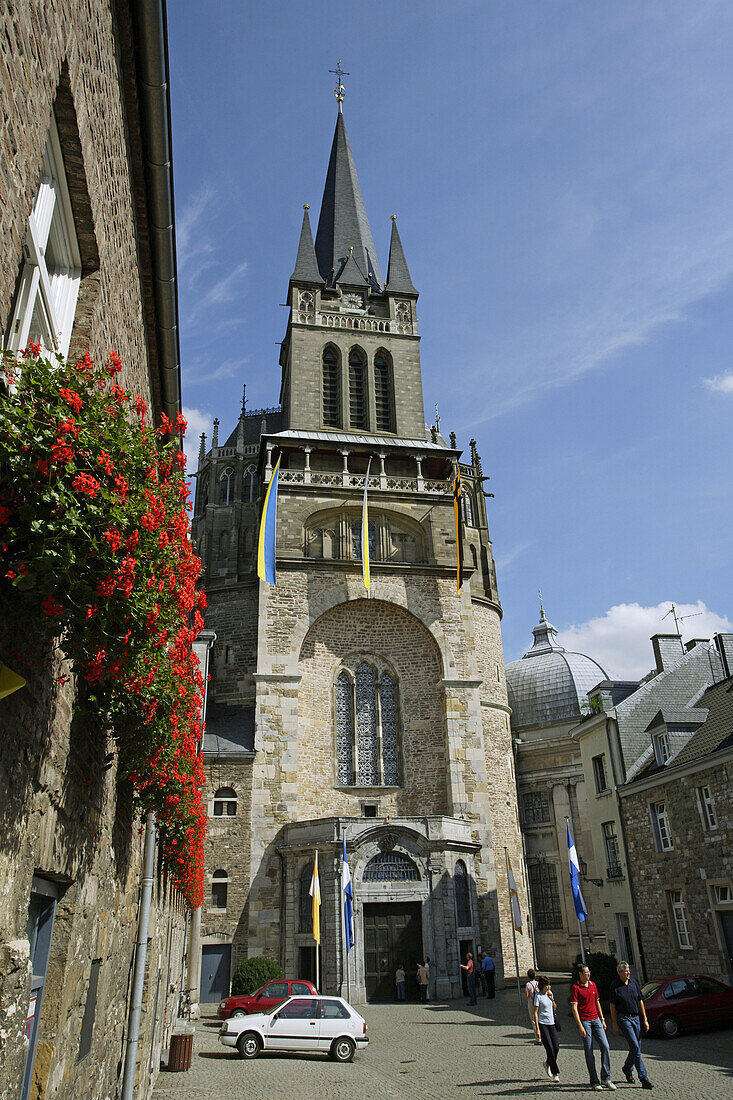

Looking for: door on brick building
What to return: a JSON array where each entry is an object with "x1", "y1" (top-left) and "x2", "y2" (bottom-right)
[
  {"x1": 200, "y1": 944, "x2": 231, "y2": 1003},
  {"x1": 364, "y1": 902, "x2": 423, "y2": 1002}
]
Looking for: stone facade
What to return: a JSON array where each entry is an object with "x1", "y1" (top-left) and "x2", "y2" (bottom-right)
[{"x1": 0, "y1": 4, "x2": 186, "y2": 1098}]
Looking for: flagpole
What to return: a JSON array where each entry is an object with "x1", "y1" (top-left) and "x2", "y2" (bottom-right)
[
  {"x1": 566, "y1": 817, "x2": 586, "y2": 963},
  {"x1": 504, "y1": 847, "x2": 522, "y2": 1007},
  {"x1": 343, "y1": 828, "x2": 351, "y2": 1005}
]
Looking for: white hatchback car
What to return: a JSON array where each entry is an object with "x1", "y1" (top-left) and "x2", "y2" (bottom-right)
[{"x1": 219, "y1": 994, "x2": 368, "y2": 1062}]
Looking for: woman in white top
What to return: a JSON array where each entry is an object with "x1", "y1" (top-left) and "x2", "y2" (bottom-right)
[{"x1": 533, "y1": 975, "x2": 561, "y2": 1082}]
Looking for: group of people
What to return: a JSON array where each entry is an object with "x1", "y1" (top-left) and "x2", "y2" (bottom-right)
[
  {"x1": 524, "y1": 962, "x2": 654, "y2": 1090},
  {"x1": 394, "y1": 957, "x2": 431, "y2": 1002},
  {"x1": 395, "y1": 951, "x2": 496, "y2": 1004}
]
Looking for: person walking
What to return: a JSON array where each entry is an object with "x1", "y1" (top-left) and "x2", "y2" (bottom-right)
[
  {"x1": 416, "y1": 959, "x2": 430, "y2": 1003},
  {"x1": 609, "y1": 962, "x2": 653, "y2": 1090},
  {"x1": 570, "y1": 964, "x2": 615, "y2": 1091},
  {"x1": 526, "y1": 969, "x2": 541, "y2": 1043},
  {"x1": 395, "y1": 964, "x2": 406, "y2": 1002},
  {"x1": 460, "y1": 951, "x2": 478, "y2": 1005},
  {"x1": 533, "y1": 975, "x2": 561, "y2": 1083},
  {"x1": 481, "y1": 950, "x2": 496, "y2": 998}
]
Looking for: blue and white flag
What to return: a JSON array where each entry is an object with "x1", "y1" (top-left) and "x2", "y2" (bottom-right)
[
  {"x1": 342, "y1": 835, "x2": 355, "y2": 953},
  {"x1": 567, "y1": 822, "x2": 588, "y2": 922}
]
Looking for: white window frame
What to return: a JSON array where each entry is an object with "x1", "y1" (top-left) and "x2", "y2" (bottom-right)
[
  {"x1": 669, "y1": 890, "x2": 692, "y2": 949},
  {"x1": 712, "y1": 884, "x2": 732, "y2": 905},
  {"x1": 6, "y1": 117, "x2": 81, "y2": 358},
  {"x1": 650, "y1": 801, "x2": 673, "y2": 852},
  {"x1": 210, "y1": 870, "x2": 229, "y2": 910},
  {"x1": 212, "y1": 787, "x2": 237, "y2": 817},
  {"x1": 697, "y1": 785, "x2": 717, "y2": 831},
  {"x1": 653, "y1": 730, "x2": 671, "y2": 765}
]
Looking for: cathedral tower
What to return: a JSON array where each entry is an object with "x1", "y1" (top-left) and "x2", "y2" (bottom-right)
[{"x1": 193, "y1": 94, "x2": 530, "y2": 1004}]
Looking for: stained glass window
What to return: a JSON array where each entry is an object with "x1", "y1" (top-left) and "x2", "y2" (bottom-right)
[
  {"x1": 336, "y1": 671, "x2": 354, "y2": 786},
  {"x1": 380, "y1": 674, "x2": 399, "y2": 785},
  {"x1": 363, "y1": 851, "x2": 420, "y2": 881},
  {"x1": 454, "y1": 859, "x2": 471, "y2": 926},
  {"x1": 356, "y1": 663, "x2": 378, "y2": 785}
]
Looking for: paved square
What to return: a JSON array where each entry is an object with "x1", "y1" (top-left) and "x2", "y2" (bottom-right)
[{"x1": 153, "y1": 988, "x2": 733, "y2": 1100}]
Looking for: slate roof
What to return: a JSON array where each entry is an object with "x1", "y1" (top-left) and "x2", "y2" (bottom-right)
[
  {"x1": 223, "y1": 410, "x2": 284, "y2": 448},
  {"x1": 268, "y1": 429, "x2": 453, "y2": 452},
  {"x1": 386, "y1": 219, "x2": 417, "y2": 295},
  {"x1": 644, "y1": 707, "x2": 710, "y2": 731},
  {"x1": 203, "y1": 701, "x2": 255, "y2": 757},
  {"x1": 290, "y1": 207, "x2": 323, "y2": 284},
  {"x1": 314, "y1": 112, "x2": 383, "y2": 289}
]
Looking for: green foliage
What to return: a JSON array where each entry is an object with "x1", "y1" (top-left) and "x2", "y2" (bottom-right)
[
  {"x1": 572, "y1": 951, "x2": 619, "y2": 1002},
  {"x1": 231, "y1": 956, "x2": 284, "y2": 996}
]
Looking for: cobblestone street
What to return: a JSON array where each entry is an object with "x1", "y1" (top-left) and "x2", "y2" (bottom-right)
[{"x1": 152, "y1": 989, "x2": 733, "y2": 1100}]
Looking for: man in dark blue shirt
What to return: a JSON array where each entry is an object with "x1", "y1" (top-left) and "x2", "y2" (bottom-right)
[
  {"x1": 480, "y1": 950, "x2": 495, "y2": 998},
  {"x1": 609, "y1": 962, "x2": 653, "y2": 1089}
]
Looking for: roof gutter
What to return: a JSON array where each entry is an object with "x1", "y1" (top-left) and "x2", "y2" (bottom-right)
[{"x1": 131, "y1": 0, "x2": 181, "y2": 421}]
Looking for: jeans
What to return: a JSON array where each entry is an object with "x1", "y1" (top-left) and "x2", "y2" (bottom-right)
[
  {"x1": 420, "y1": 984, "x2": 428, "y2": 1002},
  {"x1": 539, "y1": 1023, "x2": 560, "y2": 1076},
  {"x1": 483, "y1": 969, "x2": 495, "y2": 998},
  {"x1": 581, "y1": 1018, "x2": 611, "y2": 1086},
  {"x1": 467, "y1": 974, "x2": 477, "y2": 1004},
  {"x1": 396, "y1": 981, "x2": 405, "y2": 1001},
  {"x1": 618, "y1": 1015, "x2": 648, "y2": 1081}
]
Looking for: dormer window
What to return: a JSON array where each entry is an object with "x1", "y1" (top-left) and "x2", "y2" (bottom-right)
[{"x1": 653, "y1": 730, "x2": 671, "y2": 765}]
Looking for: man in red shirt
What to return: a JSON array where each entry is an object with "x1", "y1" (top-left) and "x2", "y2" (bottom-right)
[{"x1": 570, "y1": 965, "x2": 615, "y2": 1091}]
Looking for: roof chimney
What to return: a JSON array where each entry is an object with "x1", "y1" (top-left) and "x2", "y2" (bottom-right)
[
  {"x1": 714, "y1": 633, "x2": 733, "y2": 678},
  {"x1": 650, "y1": 633, "x2": 684, "y2": 673}
]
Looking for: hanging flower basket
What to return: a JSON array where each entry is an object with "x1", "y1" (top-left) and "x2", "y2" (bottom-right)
[{"x1": 0, "y1": 344, "x2": 207, "y2": 906}]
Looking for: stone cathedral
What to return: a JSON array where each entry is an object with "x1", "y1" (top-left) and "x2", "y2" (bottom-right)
[{"x1": 193, "y1": 96, "x2": 532, "y2": 1004}]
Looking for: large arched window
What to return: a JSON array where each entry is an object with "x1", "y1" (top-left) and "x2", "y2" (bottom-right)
[
  {"x1": 348, "y1": 347, "x2": 367, "y2": 430},
  {"x1": 335, "y1": 661, "x2": 402, "y2": 787},
  {"x1": 211, "y1": 870, "x2": 229, "y2": 909},
  {"x1": 363, "y1": 851, "x2": 420, "y2": 881},
  {"x1": 322, "y1": 345, "x2": 340, "y2": 427},
  {"x1": 244, "y1": 466, "x2": 258, "y2": 503},
  {"x1": 299, "y1": 863, "x2": 313, "y2": 932},
  {"x1": 219, "y1": 466, "x2": 234, "y2": 505},
  {"x1": 454, "y1": 859, "x2": 471, "y2": 926},
  {"x1": 462, "y1": 490, "x2": 474, "y2": 527},
  {"x1": 213, "y1": 787, "x2": 237, "y2": 817},
  {"x1": 374, "y1": 349, "x2": 394, "y2": 432}
]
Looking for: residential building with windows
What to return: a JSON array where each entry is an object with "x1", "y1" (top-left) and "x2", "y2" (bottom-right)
[
  {"x1": 571, "y1": 632, "x2": 731, "y2": 980},
  {"x1": 0, "y1": 3, "x2": 187, "y2": 1097},
  {"x1": 506, "y1": 607, "x2": 609, "y2": 969},
  {"x1": 619, "y1": 663, "x2": 733, "y2": 982},
  {"x1": 193, "y1": 97, "x2": 531, "y2": 1005}
]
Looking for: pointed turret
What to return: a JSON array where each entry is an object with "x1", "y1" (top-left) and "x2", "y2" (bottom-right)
[
  {"x1": 290, "y1": 205, "x2": 323, "y2": 284},
  {"x1": 386, "y1": 216, "x2": 417, "y2": 295},
  {"x1": 314, "y1": 112, "x2": 383, "y2": 289}
]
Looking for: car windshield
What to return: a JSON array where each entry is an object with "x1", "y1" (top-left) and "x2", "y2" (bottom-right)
[{"x1": 641, "y1": 982, "x2": 661, "y2": 999}]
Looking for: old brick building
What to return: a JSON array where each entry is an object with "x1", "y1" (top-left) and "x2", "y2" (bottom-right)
[
  {"x1": 193, "y1": 94, "x2": 532, "y2": 1004},
  {"x1": 0, "y1": 3, "x2": 187, "y2": 1098}
]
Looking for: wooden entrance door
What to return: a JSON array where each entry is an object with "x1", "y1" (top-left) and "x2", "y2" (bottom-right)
[{"x1": 364, "y1": 902, "x2": 423, "y2": 1002}]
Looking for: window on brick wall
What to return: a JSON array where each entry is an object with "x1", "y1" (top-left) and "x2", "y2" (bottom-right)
[
  {"x1": 5, "y1": 117, "x2": 81, "y2": 358},
  {"x1": 650, "y1": 801, "x2": 673, "y2": 852},
  {"x1": 522, "y1": 791, "x2": 550, "y2": 826},
  {"x1": 335, "y1": 661, "x2": 401, "y2": 787},
  {"x1": 697, "y1": 785, "x2": 717, "y2": 831},
  {"x1": 211, "y1": 870, "x2": 229, "y2": 909},
  {"x1": 322, "y1": 345, "x2": 340, "y2": 427},
  {"x1": 669, "y1": 890, "x2": 692, "y2": 949},
  {"x1": 243, "y1": 466, "x2": 258, "y2": 503},
  {"x1": 219, "y1": 467, "x2": 234, "y2": 505},
  {"x1": 592, "y1": 754, "x2": 609, "y2": 794},
  {"x1": 213, "y1": 787, "x2": 237, "y2": 816},
  {"x1": 602, "y1": 821, "x2": 623, "y2": 878},
  {"x1": 374, "y1": 349, "x2": 394, "y2": 432},
  {"x1": 528, "y1": 862, "x2": 563, "y2": 930},
  {"x1": 348, "y1": 347, "x2": 367, "y2": 429}
]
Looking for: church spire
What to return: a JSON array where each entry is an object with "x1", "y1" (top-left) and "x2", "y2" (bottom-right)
[
  {"x1": 314, "y1": 110, "x2": 383, "y2": 290},
  {"x1": 290, "y1": 204, "x2": 323, "y2": 284},
  {"x1": 386, "y1": 215, "x2": 417, "y2": 295}
]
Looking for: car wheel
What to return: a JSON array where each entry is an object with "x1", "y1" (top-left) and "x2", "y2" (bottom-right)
[
  {"x1": 660, "y1": 1014, "x2": 680, "y2": 1039},
  {"x1": 237, "y1": 1032, "x2": 261, "y2": 1059},
  {"x1": 231, "y1": 1010, "x2": 247, "y2": 1018},
  {"x1": 331, "y1": 1036, "x2": 356, "y2": 1063}
]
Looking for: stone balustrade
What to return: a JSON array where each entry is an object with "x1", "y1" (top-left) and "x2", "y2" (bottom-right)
[{"x1": 293, "y1": 310, "x2": 415, "y2": 336}]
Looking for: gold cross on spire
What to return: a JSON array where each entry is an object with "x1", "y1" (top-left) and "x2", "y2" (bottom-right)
[
  {"x1": 330, "y1": 60, "x2": 349, "y2": 110},
  {"x1": 539, "y1": 589, "x2": 545, "y2": 620}
]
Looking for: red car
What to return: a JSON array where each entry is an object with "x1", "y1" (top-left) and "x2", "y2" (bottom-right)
[
  {"x1": 218, "y1": 979, "x2": 318, "y2": 1020},
  {"x1": 642, "y1": 975, "x2": 733, "y2": 1038}
]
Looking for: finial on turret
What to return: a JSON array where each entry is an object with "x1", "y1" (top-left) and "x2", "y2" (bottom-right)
[
  {"x1": 329, "y1": 60, "x2": 349, "y2": 111},
  {"x1": 198, "y1": 432, "x2": 206, "y2": 466},
  {"x1": 434, "y1": 402, "x2": 441, "y2": 434},
  {"x1": 212, "y1": 417, "x2": 219, "y2": 449},
  {"x1": 539, "y1": 589, "x2": 546, "y2": 621},
  {"x1": 241, "y1": 383, "x2": 247, "y2": 416},
  {"x1": 303, "y1": 203, "x2": 309, "y2": 210},
  {"x1": 449, "y1": 431, "x2": 457, "y2": 449},
  {"x1": 391, "y1": 214, "x2": 397, "y2": 222}
]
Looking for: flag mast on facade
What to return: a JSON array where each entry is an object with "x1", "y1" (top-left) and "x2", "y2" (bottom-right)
[
  {"x1": 566, "y1": 818, "x2": 588, "y2": 963},
  {"x1": 309, "y1": 850, "x2": 321, "y2": 990},
  {"x1": 257, "y1": 455, "x2": 281, "y2": 585},
  {"x1": 341, "y1": 833, "x2": 354, "y2": 1002},
  {"x1": 361, "y1": 459, "x2": 371, "y2": 590},
  {"x1": 452, "y1": 469, "x2": 464, "y2": 593}
]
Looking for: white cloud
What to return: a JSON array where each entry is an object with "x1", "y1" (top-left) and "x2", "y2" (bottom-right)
[
  {"x1": 704, "y1": 372, "x2": 733, "y2": 394},
  {"x1": 181, "y1": 406, "x2": 213, "y2": 476},
  {"x1": 556, "y1": 600, "x2": 731, "y2": 680}
]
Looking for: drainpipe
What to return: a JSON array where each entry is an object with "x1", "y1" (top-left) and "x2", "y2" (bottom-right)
[{"x1": 121, "y1": 812, "x2": 157, "y2": 1100}]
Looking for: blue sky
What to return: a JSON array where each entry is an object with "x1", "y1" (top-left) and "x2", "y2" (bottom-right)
[{"x1": 169, "y1": 0, "x2": 732, "y2": 674}]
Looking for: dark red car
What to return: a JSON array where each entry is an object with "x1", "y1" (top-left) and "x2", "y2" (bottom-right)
[
  {"x1": 218, "y1": 979, "x2": 318, "y2": 1020},
  {"x1": 642, "y1": 975, "x2": 733, "y2": 1038}
]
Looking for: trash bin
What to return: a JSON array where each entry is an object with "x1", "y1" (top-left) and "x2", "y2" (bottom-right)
[{"x1": 168, "y1": 1026, "x2": 194, "y2": 1071}]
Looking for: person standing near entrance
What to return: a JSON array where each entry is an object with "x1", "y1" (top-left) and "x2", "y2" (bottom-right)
[
  {"x1": 570, "y1": 964, "x2": 615, "y2": 1091},
  {"x1": 416, "y1": 959, "x2": 430, "y2": 1002},
  {"x1": 460, "y1": 951, "x2": 478, "y2": 1005},
  {"x1": 395, "y1": 964, "x2": 406, "y2": 1002},
  {"x1": 526, "y1": 969, "x2": 541, "y2": 1043},
  {"x1": 533, "y1": 976, "x2": 561, "y2": 1082},
  {"x1": 609, "y1": 962, "x2": 653, "y2": 1089},
  {"x1": 481, "y1": 950, "x2": 495, "y2": 998}
]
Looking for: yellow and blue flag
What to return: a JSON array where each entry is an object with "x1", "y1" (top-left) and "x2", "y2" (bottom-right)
[
  {"x1": 257, "y1": 456, "x2": 281, "y2": 585},
  {"x1": 309, "y1": 850, "x2": 321, "y2": 944},
  {"x1": 362, "y1": 459, "x2": 371, "y2": 589}
]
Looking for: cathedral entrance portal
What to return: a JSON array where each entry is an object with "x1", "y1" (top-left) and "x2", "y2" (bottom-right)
[{"x1": 363, "y1": 902, "x2": 423, "y2": 1002}]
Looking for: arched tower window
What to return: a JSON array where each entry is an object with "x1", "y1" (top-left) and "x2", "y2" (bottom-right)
[
  {"x1": 454, "y1": 859, "x2": 471, "y2": 927},
  {"x1": 355, "y1": 662, "x2": 378, "y2": 785},
  {"x1": 348, "y1": 347, "x2": 367, "y2": 430},
  {"x1": 334, "y1": 661, "x2": 402, "y2": 787},
  {"x1": 213, "y1": 787, "x2": 237, "y2": 816},
  {"x1": 363, "y1": 851, "x2": 420, "y2": 881},
  {"x1": 219, "y1": 466, "x2": 234, "y2": 505},
  {"x1": 374, "y1": 349, "x2": 394, "y2": 432},
  {"x1": 211, "y1": 870, "x2": 229, "y2": 909},
  {"x1": 299, "y1": 863, "x2": 313, "y2": 932},
  {"x1": 244, "y1": 466, "x2": 258, "y2": 503},
  {"x1": 462, "y1": 490, "x2": 474, "y2": 527},
  {"x1": 322, "y1": 345, "x2": 340, "y2": 427},
  {"x1": 335, "y1": 671, "x2": 354, "y2": 786},
  {"x1": 380, "y1": 674, "x2": 399, "y2": 785}
]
